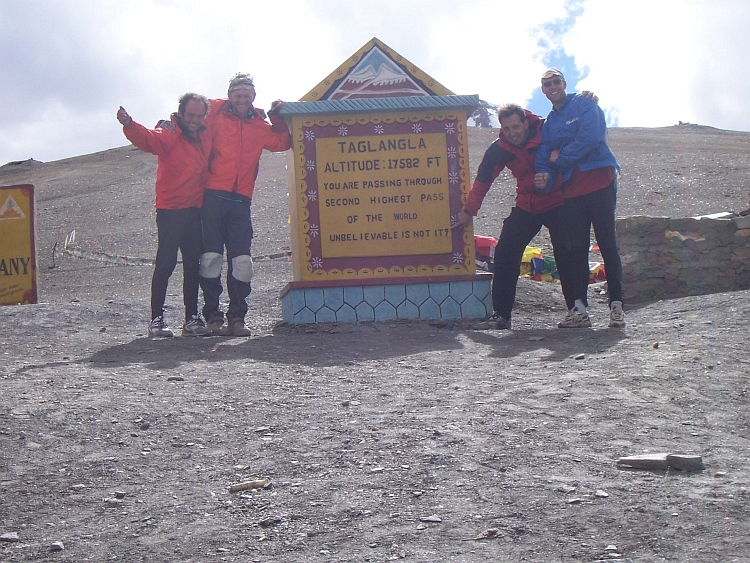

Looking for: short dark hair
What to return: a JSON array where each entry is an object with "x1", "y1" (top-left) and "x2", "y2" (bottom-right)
[
  {"x1": 497, "y1": 103, "x2": 526, "y2": 124},
  {"x1": 178, "y1": 93, "x2": 209, "y2": 115}
]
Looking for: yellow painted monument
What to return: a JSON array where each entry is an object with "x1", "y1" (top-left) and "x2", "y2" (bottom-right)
[
  {"x1": 279, "y1": 38, "x2": 492, "y2": 324},
  {"x1": 0, "y1": 184, "x2": 38, "y2": 305}
]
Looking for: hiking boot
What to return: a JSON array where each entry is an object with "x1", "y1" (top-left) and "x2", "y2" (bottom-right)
[
  {"x1": 206, "y1": 313, "x2": 228, "y2": 336},
  {"x1": 148, "y1": 316, "x2": 174, "y2": 338},
  {"x1": 473, "y1": 312, "x2": 511, "y2": 330},
  {"x1": 228, "y1": 318, "x2": 252, "y2": 337},
  {"x1": 183, "y1": 315, "x2": 210, "y2": 336},
  {"x1": 609, "y1": 305, "x2": 626, "y2": 328},
  {"x1": 557, "y1": 308, "x2": 592, "y2": 328}
]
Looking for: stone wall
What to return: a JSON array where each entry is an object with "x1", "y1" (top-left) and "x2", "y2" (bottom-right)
[{"x1": 617, "y1": 214, "x2": 750, "y2": 303}]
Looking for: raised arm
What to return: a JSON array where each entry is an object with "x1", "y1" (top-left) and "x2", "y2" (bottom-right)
[{"x1": 117, "y1": 107, "x2": 178, "y2": 156}]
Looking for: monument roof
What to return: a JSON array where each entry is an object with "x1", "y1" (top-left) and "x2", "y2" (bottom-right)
[
  {"x1": 280, "y1": 94, "x2": 480, "y2": 116},
  {"x1": 301, "y1": 38, "x2": 452, "y2": 102}
]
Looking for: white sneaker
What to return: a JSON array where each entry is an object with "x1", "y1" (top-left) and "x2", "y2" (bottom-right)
[
  {"x1": 558, "y1": 307, "x2": 592, "y2": 328},
  {"x1": 148, "y1": 316, "x2": 174, "y2": 337},
  {"x1": 183, "y1": 315, "x2": 209, "y2": 336}
]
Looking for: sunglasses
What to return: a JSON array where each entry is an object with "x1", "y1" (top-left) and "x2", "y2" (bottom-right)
[{"x1": 543, "y1": 78, "x2": 563, "y2": 88}]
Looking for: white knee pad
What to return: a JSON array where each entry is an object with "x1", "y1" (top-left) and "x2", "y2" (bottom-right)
[
  {"x1": 231, "y1": 255, "x2": 254, "y2": 283},
  {"x1": 199, "y1": 252, "x2": 223, "y2": 278}
]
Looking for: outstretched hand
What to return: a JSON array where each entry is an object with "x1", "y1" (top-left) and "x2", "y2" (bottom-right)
[
  {"x1": 451, "y1": 210, "x2": 473, "y2": 229},
  {"x1": 116, "y1": 106, "x2": 132, "y2": 127},
  {"x1": 268, "y1": 99, "x2": 285, "y2": 115},
  {"x1": 581, "y1": 90, "x2": 599, "y2": 104}
]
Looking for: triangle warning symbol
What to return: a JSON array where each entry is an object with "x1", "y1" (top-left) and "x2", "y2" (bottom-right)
[{"x1": 0, "y1": 195, "x2": 25, "y2": 220}]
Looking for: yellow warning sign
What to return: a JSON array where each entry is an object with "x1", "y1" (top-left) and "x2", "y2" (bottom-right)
[{"x1": 0, "y1": 184, "x2": 37, "y2": 305}]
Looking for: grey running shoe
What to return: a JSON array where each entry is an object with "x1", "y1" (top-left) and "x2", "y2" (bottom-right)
[
  {"x1": 148, "y1": 316, "x2": 174, "y2": 337},
  {"x1": 183, "y1": 315, "x2": 210, "y2": 336},
  {"x1": 609, "y1": 306, "x2": 626, "y2": 328},
  {"x1": 474, "y1": 312, "x2": 511, "y2": 330},
  {"x1": 229, "y1": 318, "x2": 252, "y2": 337},
  {"x1": 557, "y1": 308, "x2": 592, "y2": 328}
]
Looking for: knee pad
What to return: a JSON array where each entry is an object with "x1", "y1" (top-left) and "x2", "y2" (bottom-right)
[
  {"x1": 231, "y1": 255, "x2": 254, "y2": 283},
  {"x1": 199, "y1": 252, "x2": 223, "y2": 278}
]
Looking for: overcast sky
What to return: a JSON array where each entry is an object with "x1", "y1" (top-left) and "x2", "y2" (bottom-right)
[{"x1": 0, "y1": 0, "x2": 747, "y2": 165}]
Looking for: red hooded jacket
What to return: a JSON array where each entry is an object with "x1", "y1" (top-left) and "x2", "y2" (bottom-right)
[
  {"x1": 122, "y1": 116, "x2": 209, "y2": 210},
  {"x1": 465, "y1": 110, "x2": 563, "y2": 216},
  {"x1": 204, "y1": 99, "x2": 291, "y2": 199}
]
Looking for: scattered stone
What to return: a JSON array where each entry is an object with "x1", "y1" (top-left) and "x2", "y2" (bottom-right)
[
  {"x1": 558, "y1": 485, "x2": 577, "y2": 494},
  {"x1": 412, "y1": 491, "x2": 423, "y2": 497},
  {"x1": 605, "y1": 544, "x2": 618, "y2": 551},
  {"x1": 667, "y1": 454, "x2": 705, "y2": 471},
  {"x1": 0, "y1": 532, "x2": 20, "y2": 542},
  {"x1": 471, "y1": 528, "x2": 503, "y2": 540},
  {"x1": 70, "y1": 484, "x2": 86, "y2": 491},
  {"x1": 371, "y1": 466, "x2": 385, "y2": 473},
  {"x1": 714, "y1": 471, "x2": 727, "y2": 477},
  {"x1": 254, "y1": 426, "x2": 271, "y2": 433},
  {"x1": 104, "y1": 498, "x2": 124, "y2": 508},
  {"x1": 566, "y1": 498, "x2": 582, "y2": 505},
  {"x1": 49, "y1": 541, "x2": 64, "y2": 551},
  {"x1": 595, "y1": 490, "x2": 609, "y2": 498},
  {"x1": 652, "y1": 342, "x2": 659, "y2": 348},
  {"x1": 416, "y1": 524, "x2": 426, "y2": 530},
  {"x1": 229, "y1": 478, "x2": 270, "y2": 493},
  {"x1": 139, "y1": 421, "x2": 151, "y2": 430},
  {"x1": 100, "y1": 327, "x2": 106, "y2": 332},
  {"x1": 217, "y1": 547, "x2": 230, "y2": 553},
  {"x1": 617, "y1": 453, "x2": 668, "y2": 470},
  {"x1": 574, "y1": 353, "x2": 585, "y2": 360},
  {"x1": 616, "y1": 453, "x2": 704, "y2": 471},
  {"x1": 419, "y1": 515, "x2": 442, "y2": 523},
  {"x1": 259, "y1": 516, "x2": 282, "y2": 528},
  {"x1": 167, "y1": 376, "x2": 184, "y2": 381},
  {"x1": 528, "y1": 336, "x2": 544, "y2": 341},
  {"x1": 114, "y1": 491, "x2": 126, "y2": 499}
]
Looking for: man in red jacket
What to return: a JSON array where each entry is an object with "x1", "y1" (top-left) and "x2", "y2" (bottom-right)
[
  {"x1": 453, "y1": 103, "x2": 575, "y2": 330},
  {"x1": 117, "y1": 93, "x2": 211, "y2": 338},
  {"x1": 199, "y1": 73, "x2": 291, "y2": 337}
]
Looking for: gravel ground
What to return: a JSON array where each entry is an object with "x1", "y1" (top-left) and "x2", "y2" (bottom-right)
[{"x1": 1, "y1": 125, "x2": 750, "y2": 562}]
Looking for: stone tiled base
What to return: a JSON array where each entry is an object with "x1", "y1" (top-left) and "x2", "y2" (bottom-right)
[{"x1": 281, "y1": 274, "x2": 492, "y2": 325}]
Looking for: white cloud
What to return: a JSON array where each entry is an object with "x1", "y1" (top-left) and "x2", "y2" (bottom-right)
[
  {"x1": 0, "y1": 0, "x2": 746, "y2": 165},
  {"x1": 568, "y1": 0, "x2": 750, "y2": 130}
]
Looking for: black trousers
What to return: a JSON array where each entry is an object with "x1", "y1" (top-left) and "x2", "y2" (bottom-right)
[
  {"x1": 563, "y1": 180, "x2": 623, "y2": 306},
  {"x1": 492, "y1": 205, "x2": 574, "y2": 319},
  {"x1": 151, "y1": 207, "x2": 202, "y2": 320},
  {"x1": 199, "y1": 190, "x2": 254, "y2": 321}
]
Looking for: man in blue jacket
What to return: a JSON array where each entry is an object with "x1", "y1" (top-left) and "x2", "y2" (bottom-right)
[{"x1": 534, "y1": 68, "x2": 625, "y2": 328}]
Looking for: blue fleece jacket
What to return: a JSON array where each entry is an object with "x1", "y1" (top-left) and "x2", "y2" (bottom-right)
[{"x1": 535, "y1": 93, "x2": 619, "y2": 193}]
